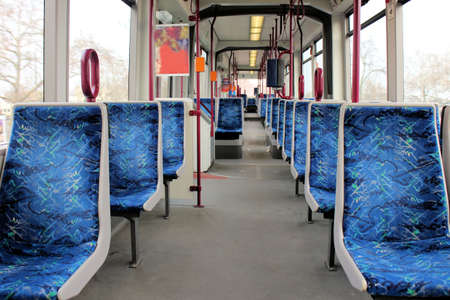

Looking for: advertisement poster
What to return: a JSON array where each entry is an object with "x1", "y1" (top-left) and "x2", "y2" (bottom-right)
[{"x1": 155, "y1": 24, "x2": 190, "y2": 76}]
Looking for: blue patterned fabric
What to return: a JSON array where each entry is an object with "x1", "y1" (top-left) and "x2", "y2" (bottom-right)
[
  {"x1": 265, "y1": 99, "x2": 273, "y2": 127},
  {"x1": 200, "y1": 98, "x2": 215, "y2": 119},
  {"x1": 308, "y1": 103, "x2": 342, "y2": 213},
  {"x1": 108, "y1": 103, "x2": 160, "y2": 214},
  {"x1": 216, "y1": 98, "x2": 243, "y2": 134},
  {"x1": 160, "y1": 101, "x2": 185, "y2": 177},
  {"x1": 0, "y1": 105, "x2": 102, "y2": 299},
  {"x1": 242, "y1": 95, "x2": 247, "y2": 107},
  {"x1": 283, "y1": 101, "x2": 294, "y2": 159},
  {"x1": 277, "y1": 100, "x2": 286, "y2": 146},
  {"x1": 271, "y1": 98, "x2": 280, "y2": 134},
  {"x1": 260, "y1": 99, "x2": 267, "y2": 118},
  {"x1": 342, "y1": 105, "x2": 450, "y2": 297},
  {"x1": 247, "y1": 98, "x2": 256, "y2": 106},
  {"x1": 292, "y1": 101, "x2": 310, "y2": 181}
]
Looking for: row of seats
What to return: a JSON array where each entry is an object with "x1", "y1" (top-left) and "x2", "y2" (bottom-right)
[
  {"x1": 261, "y1": 98, "x2": 450, "y2": 298},
  {"x1": 0, "y1": 100, "x2": 187, "y2": 299}
]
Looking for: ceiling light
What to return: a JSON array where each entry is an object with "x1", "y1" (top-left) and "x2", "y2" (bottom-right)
[
  {"x1": 249, "y1": 50, "x2": 257, "y2": 67},
  {"x1": 249, "y1": 16, "x2": 264, "y2": 42},
  {"x1": 251, "y1": 16, "x2": 264, "y2": 29}
]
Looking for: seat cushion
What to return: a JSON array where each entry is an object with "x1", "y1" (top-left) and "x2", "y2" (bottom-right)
[
  {"x1": 110, "y1": 187, "x2": 157, "y2": 215},
  {"x1": 163, "y1": 162, "x2": 183, "y2": 178},
  {"x1": 309, "y1": 186, "x2": 335, "y2": 213},
  {"x1": 0, "y1": 242, "x2": 96, "y2": 300},
  {"x1": 345, "y1": 237, "x2": 450, "y2": 297}
]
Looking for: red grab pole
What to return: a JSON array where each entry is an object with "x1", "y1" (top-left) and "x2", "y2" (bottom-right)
[
  {"x1": 352, "y1": 0, "x2": 361, "y2": 103},
  {"x1": 210, "y1": 17, "x2": 217, "y2": 137},
  {"x1": 149, "y1": 0, "x2": 155, "y2": 101},
  {"x1": 289, "y1": 0, "x2": 294, "y2": 99},
  {"x1": 81, "y1": 49, "x2": 100, "y2": 102},
  {"x1": 194, "y1": 0, "x2": 203, "y2": 208}
]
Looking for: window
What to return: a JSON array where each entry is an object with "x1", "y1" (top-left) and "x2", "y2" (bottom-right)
[
  {"x1": 315, "y1": 39, "x2": 323, "y2": 53},
  {"x1": 347, "y1": 3, "x2": 387, "y2": 102},
  {"x1": 0, "y1": 0, "x2": 44, "y2": 143},
  {"x1": 403, "y1": 0, "x2": 450, "y2": 103},
  {"x1": 69, "y1": 0, "x2": 131, "y2": 102},
  {"x1": 303, "y1": 61, "x2": 313, "y2": 98}
]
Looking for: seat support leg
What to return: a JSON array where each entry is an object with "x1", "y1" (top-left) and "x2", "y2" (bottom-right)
[
  {"x1": 128, "y1": 217, "x2": 142, "y2": 268},
  {"x1": 295, "y1": 178, "x2": 299, "y2": 196},
  {"x1": 326, "y1": 218, "x2": 336, "y2": 271},
  {"x1": 164, "y1": 179, "x2": 170, "y2": 220},
  {"x1": 307, "y1": 206, "x2": 313, "y2": 224}
]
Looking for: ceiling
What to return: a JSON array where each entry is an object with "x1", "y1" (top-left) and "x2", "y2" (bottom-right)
[{"x1": 158, "y1": 0, "x2": 354, "y2": 74}]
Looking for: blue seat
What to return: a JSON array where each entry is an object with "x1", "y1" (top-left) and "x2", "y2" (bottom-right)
[
  {"x1": 265, "y1": 98, "x2": 273, "y2": 128},
  {"x1": 200, "y1": 97, "x2": 215, "y2": 119},
  {"x1": 0, "y1": 104, "x2": 110, "y2": 299},
  {"x1": 305, "y1": 102, "x2": 343, "y2": 214},
  {"x1": 277, "y1": 100, "x2": 286, "y2": 149},
  {"x1": 290, "y1": 100, "x2": 311, "y2": 182},
  {"x1": 107, "y1": 102, "x2": 163, "y2": 267},
  {"x1": 159, "y1": 100, "x2": 187, "y2": 219},
  {"x1": 242, "y1": 94, "x2": 248, "y2": 107},
  {"x1": 159, "y1": 100, "x2": 186, "y2": 179},
  {"x1": 259, "y1": 98, "x2": 267, "y2": 119},
  {"x1": 245, "y1": 97, "x2": 257, "y2": 113},
  {"x1": 282, "y1": 100, "x2": 294, "y2": 161},
  {"x1": 304, "y1": 101, "x2": 343, "y2": 270},
  {"x1": 335, "y1": 104, "x2": 450, "y2": 298},
  {"x1": 271, "y1": 98, "x2": 280, "y2": 135},
  {"x1": 216, "y1": 98, "x2": 243, "y2": 137}
]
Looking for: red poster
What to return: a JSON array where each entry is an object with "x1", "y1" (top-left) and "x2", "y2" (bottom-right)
[{"x1": 155, "y1": 24, "x2": 190, "y2": 76}]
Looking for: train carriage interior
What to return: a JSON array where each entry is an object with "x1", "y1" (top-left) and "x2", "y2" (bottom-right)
[{"x1": 0, "y1": 0, "x2": 449, "y2": 299}]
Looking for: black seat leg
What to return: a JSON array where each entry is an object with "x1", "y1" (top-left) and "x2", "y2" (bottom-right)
[
  {"x1": 307, "y1": 206, "x2": 313, "y2": 224},
  {"x1": 295, "y1": 178, "x2": 299, "y2": 196},
  {"x1": 164, "y1": 179, "x2": 170, "y2": 220},
  {"x1": 128, "y1": 217, "x2": 142, "y2": 268},
  {"x1": 326, "y1": 218, "x2": 336, "y2": 271}
]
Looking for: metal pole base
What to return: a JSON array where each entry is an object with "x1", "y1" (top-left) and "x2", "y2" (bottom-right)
[
  {"x1": 128, "y1": 218, "x2": 142, "y2": 268},
  {"x1": 164, "y1": 180, "x2": 170, "y2": 220},
  {"x1": 194, "y1": 204, "x2": 205, "y2": 208},
  {"x1": 326, "y1": 217, "x2": 336, "y2": 272},
  {"x1": 306, "y1": 206, "x2": 314, "y2": 224}
]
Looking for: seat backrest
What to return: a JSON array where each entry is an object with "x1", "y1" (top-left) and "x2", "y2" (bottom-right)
[
  {"x1": 290, "y1": 101, "x2": 311, "y2": 181},
  {"x1": 259, "y1": 98, "x2": 267, "y2": 118},
  {"x1": 0, "y1": 104, "x2": 109, "y2": 256},
  {"x1": 283, "y1": 100, "x2": 295, "y2": 159},
  {"x1": 271, "y1": 98, "x2": 280, "y2": 133},
  {"x1": 305, "y1": 102, "x2": 343, "y2": 210},
  {"x1": 247, "y1": 98, "x2": 256, "y2": 106},
  {"x1": 107, "y1": 102, "x2": 163, "y2": 201},
  {"x1": 159, "y1": 100, "x2": 186, "y2": 177},
  {"x1": 265, "y1": 98, "x2": 273, "y2": 127},
  {"x1": 217, "y1": 98, "x2": 244, "y2": 133},
  {"x1": 336, "y1": 104, "x2": 448, "y2": 243},
  {"x1": 200, "y1": 98, "x2": 215, "y2": 118},
  {"x1": 277, "y1": 100, "x2": 286, "y2": 146}
]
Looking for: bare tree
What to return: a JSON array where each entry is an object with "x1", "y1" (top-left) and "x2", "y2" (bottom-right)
[
  {"x1": 405, "y1": 51, "x2": 450, "y2": 103},
  {"x1": 0, "y1": 0, "x2": 43, "y2": 103},
  {"x1": 359, "y1": 39, "x2": 386, "y2": 101}
]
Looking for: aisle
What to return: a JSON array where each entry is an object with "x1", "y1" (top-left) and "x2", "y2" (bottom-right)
[{"x1": 77, "y1": 119, "x2": 369, "y2": 300}]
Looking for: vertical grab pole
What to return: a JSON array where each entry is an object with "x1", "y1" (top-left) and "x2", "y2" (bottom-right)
[
  {"x1": 352, "y1": 0, "x2": 361, "y2": 103},
  {"x1": 149, "y1": 0, "x2": 155, "y2": 101},
  {"x1": 289, "y1": 0, "x2": 294, "y2": 99},
  {"x1": 181, "y1": 77, "x2": 184, "y2": 97},
  {"x1": 210, "y1": 17, "x2": 217, "y2": 137},
  {"x1": 194, "y1": 0, "x2": 203, "y2": 208}
]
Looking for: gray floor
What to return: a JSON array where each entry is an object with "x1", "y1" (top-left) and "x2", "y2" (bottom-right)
[{"x1": 77, "y1": 119, "x2": 371, "y2": 300}]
